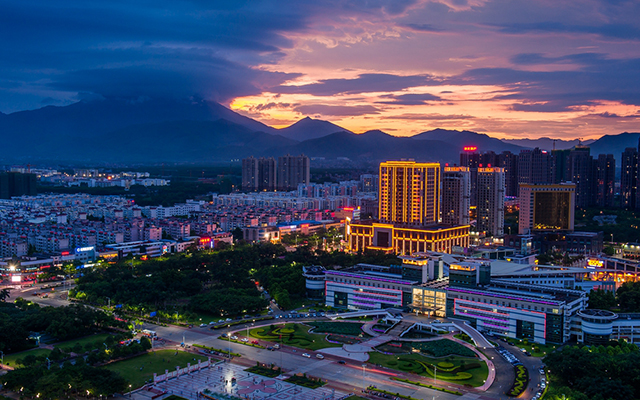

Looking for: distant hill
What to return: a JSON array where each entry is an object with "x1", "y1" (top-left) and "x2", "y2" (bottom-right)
[
  {"x1": 276, "y1": 117, "x2": 350, "y2": 141},
  {"x1": 271, "y1": 130, "x2": 460, "y2": 163},
  {"x1": 0, "y1": 97, "x2": 277, "y2": 157},
  {"x1": 87, "y1": 119, "x2": 297, "y2": 163},
  {"x1": 502, "y1": 137, "x2": 593, "y2": 150},
  {"x1": 4, "y1": 97, "x2": 640, "y2": 166},
  {"x1": 411, "y1": 129, "x2": 524, "y2": 153},
  {"x1": 588, "y1": 132, "x2": 640, "y2": 158}
]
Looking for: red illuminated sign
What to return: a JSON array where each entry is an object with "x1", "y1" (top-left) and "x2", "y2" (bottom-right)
[{"x1": 463, "y1": 146, "x2": 478, "y2": 152}]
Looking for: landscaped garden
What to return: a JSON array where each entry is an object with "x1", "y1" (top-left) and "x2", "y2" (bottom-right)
[
  {"x1": 248, "y1": 323, "x2": 342, "y2": 351},
  {"x1": 245, "y1": 364, "x2": 281, "y2": 378},
  {"x1": 507, "y1": 364, "x2": 528, "y2": 396},
  {"x1": 284, "y1": 374, "x2": 326, "y2": 389},
  {"x1": 368, "y1": 341, "x2": 489, "y2": 387},
  {"x1": 306, "y1": 321, "x2": 367, "y2": 336},
  {"x1": 375, "y1": 339, "x2": 477, "y2": 358},
  {"x1": 102, "y1": 349, "x2": 208, "y2": 388},
  {"x1": 506, "y1": 338, "x2": 557, "y2": 357}
]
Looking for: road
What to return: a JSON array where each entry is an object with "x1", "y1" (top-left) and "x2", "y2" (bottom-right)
[
  {"x1": 495, "y1": 341, "x2": 546, "y2": 399},
  {"x1": 3, "y1": 280, "x2": 75, "y2": 308},
  {"x1": 142, "y1": 320, "x2": 509, "y2": 400}
]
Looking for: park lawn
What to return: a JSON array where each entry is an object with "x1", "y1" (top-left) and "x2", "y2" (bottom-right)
[
  {"x1": 102, "y1": 349, "x2": 207, "y2": 388},
  {"x1": 307, "y1": 321, "x2": 367, "y2": 336},
  {"x1": 249, "y1": 323, "x2": 342, "y2": 351},
  {"x1": 2, "y1": 348, "x2": 52, "y2": 368},
  {"x1": 367, "y1": 351, "x2": 489, "y2": 388},
  {"x1": 507, "y1": 340, "x2": 558, "y2": 358},
  {"x1": 53, "y1": 333, "x2": 113, "y2": 353},
  {"x1": 345, "y1": 397, "x2": 368, "y2": 400}
]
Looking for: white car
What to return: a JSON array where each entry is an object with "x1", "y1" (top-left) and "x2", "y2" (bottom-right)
[
  {"x1": 316, "y1": 354, "x2": 324, "y2": 359},
  {"x1": 231, "y1": 335, "x2": 238, "y2": 340},
  {"x1": 241, "y1": 338, "x2": 249, "y2": 342},
  {"x1": 302, "y1": 353, "x2": 311, "y2": 358},
  {"x1": 200, "y1": 323, "x2": 207, "y2": 327}
]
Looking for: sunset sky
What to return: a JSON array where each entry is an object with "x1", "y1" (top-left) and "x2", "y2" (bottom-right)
[{"x1": 2, "y1": 0, "x2": 640, "y2": 139}]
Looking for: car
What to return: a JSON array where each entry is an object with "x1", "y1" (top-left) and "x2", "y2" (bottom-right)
[
  {"x1": 266, "y1": 346, "x2": 274, "y2": 351},
  {"x1": 273, "y1": 344, "x2": 280, "y2": 349},
  {"x1": 225, "y1": 318, "x2": 232, "y2": 322},
  {"x1": 337, "y1": 360, "x2": 346, "y2": 364},
  {"x1": 320, "y1": 312, "x2": 325, "y2": 316},
  {"x1": 302, "y1": 353, "x2": 311, "y2": 358},
  {"x1": 316, "y1": 354, "x2": 324, "y2": 359},
  {"x1": 221, "y1": 333, "x2": 228, "y2": 338},
  {"x1": 231, "y1": 335, "x2": 238, "y2": 340},
  {"x1": 209, "y1": 321, "x2": 215, "y2": 325},
  {"x1": 539, "y1": 369, "x2": 545, "y2": 374},
  {"x1": 240, "y1": 338, "x2": 248, "y2": 342},
  {"x1": 251, "y1": 340, "x2": 259, "y2": 345},
  {"x1": 200, "y1": 323, "x2": 207, "y2": 327},
  {"x1": 32, "y1": 292, "x2": 39, "y2": 296},
  {"x1": 244, "y1": 314, "x2": 251, "y2": 319}
]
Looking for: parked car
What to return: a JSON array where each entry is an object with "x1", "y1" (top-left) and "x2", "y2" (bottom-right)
[
  {"x1": 302, "y1": 353, "x2": 311, "y2": 358},
  {"x1": 337, "y1": 360, "x2": 346, "y2": 364},
  {"x1": 231, "y1": 335, "x2": 238, "y2": 340},
  {"x1": 200, "y1": 323, "x2": 207, "y2": 327},
  {"x1": 273, "y1": 344, "x2": 280, "y2": 349},
  {"x1": 316, "y1": 354, "x2": 324, "y2": 359}
]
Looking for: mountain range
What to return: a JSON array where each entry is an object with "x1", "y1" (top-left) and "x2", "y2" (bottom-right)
[{"x1": 0, "y1": 97, "x2": 637, "y2": 165}]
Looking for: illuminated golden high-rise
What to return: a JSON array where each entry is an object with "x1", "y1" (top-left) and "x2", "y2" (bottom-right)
[{"x1": 379, "y1": 161, "x2": 440, "y2": 226}]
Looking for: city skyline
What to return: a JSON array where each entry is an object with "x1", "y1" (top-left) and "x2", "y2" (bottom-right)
[{"x1": 2, "y1": 1, "x2": 640, "y2": 141}]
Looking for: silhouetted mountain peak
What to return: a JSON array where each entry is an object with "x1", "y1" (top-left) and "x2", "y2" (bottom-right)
[{"x1": 277, "y1": 117, "x2": 351, "y2": 141}]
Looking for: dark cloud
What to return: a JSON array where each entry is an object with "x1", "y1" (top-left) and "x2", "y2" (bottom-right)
[
  {"x1": 250, "y1": 102, "x2": 293, "y2": 112},
  {"x1": 401, "y1": 23, "x2": 443, "y2": 32},
  {"x1": 494, "y1": 22, "x2": 640, "y2": 40},
  {"x1": 376, "y1": 93, "x2": 442, "y2": 105},
  {"x1": 448, "y1": 55, "x2": 640, "y2": 112},
  {"x1": 383, "y1": 113, "x2": 475, "y2": 120},
  {"x1": 293, "y1": 104, "x2": 381, "y2": 116},
  {"x1": 272, "y1": 74, "x2": 437, "y2": 96}
]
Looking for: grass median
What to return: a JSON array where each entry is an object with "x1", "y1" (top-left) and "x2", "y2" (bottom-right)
[{"x1": 248, "y1": 323, "x2": 342, "y2": 351}]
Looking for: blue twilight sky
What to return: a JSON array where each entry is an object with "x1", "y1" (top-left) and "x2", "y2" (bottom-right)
[{"x1": 1, "y1": 0, "x2": 640, "y2": 139}]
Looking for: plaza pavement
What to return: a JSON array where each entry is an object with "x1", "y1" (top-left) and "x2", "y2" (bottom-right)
[{"x1": 133, "y1": 362, "x2": 349, "y2": 400}]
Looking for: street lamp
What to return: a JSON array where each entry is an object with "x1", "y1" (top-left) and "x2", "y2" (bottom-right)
[{"x1": 228, "y1": 325, "x2": 232, "y2": 361}]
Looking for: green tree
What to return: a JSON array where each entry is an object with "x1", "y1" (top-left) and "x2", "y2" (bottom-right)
[{"x1": 588, "y1": 289, "x2": 616, "y2": 310}]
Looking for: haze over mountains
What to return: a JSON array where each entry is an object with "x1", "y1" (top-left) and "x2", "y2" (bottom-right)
[{"x1": 0, "y1": 98, "x2": 637, "y2": 165}]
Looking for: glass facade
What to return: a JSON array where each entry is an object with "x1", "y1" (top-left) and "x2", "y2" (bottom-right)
[
  {"x1": 534, "y1": 192, "x2": 571, "y2": 230},
  {"x1": 545, "y1": 313, "x2": 564, "y2": 344},
  {"x1": 412, "y1": 288, "x2": 446, "y2": 317}
]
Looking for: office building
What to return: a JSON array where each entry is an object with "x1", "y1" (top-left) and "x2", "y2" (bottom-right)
[
  {"x1": 242, "y1": 157, "x2": 259, "y2": 190},
  {"x1": 568, "y1": 146, "x2": 594, "y2": 208},
  {"x1": 378, "y1": 161, "x2": 440, "y2": 226},
  {"x1": 476, "y1": 167, "x2": 505, "y2": 236},
  {"x1": 346, "y1": 220, "x2": 469, "y2": 255},
  {"x1": 499, "y1": 151, "x2": 519, "y2": 197},
  {"x1": 594, "y1": 154, "x2": 615, "y2": 207},
  {"x1": 551, "y1": 149, "x2": 571, "y2": 184},
  {"x1": 242, "y1": 157, "x2": 277, "y2": 191},
  {"x1": 621, "y1": 146, "x2": 638, "y2": 209},
  {"x1": 442, "y1": 166, "x2": 471, "y2": 226},
  {"x1": 518, "y1": 148, "x2": 551, "y2": 187},
  {"x1": 460, "y1": 147, "x2": 480, "y2": 206},
  {"x1": 0, "y1": 172, "x2": 37, "y2": 199},
  {"x1": 519, "y1": 183, "x2": 575, "y2": 234},
  {"x1": 276, "y1": 154, "x2": 310, "y2": 191}
]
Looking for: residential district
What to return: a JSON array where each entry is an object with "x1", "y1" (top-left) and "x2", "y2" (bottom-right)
[{"x1": 2, "y1": 145, "x2": 640, "y2": 400}]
